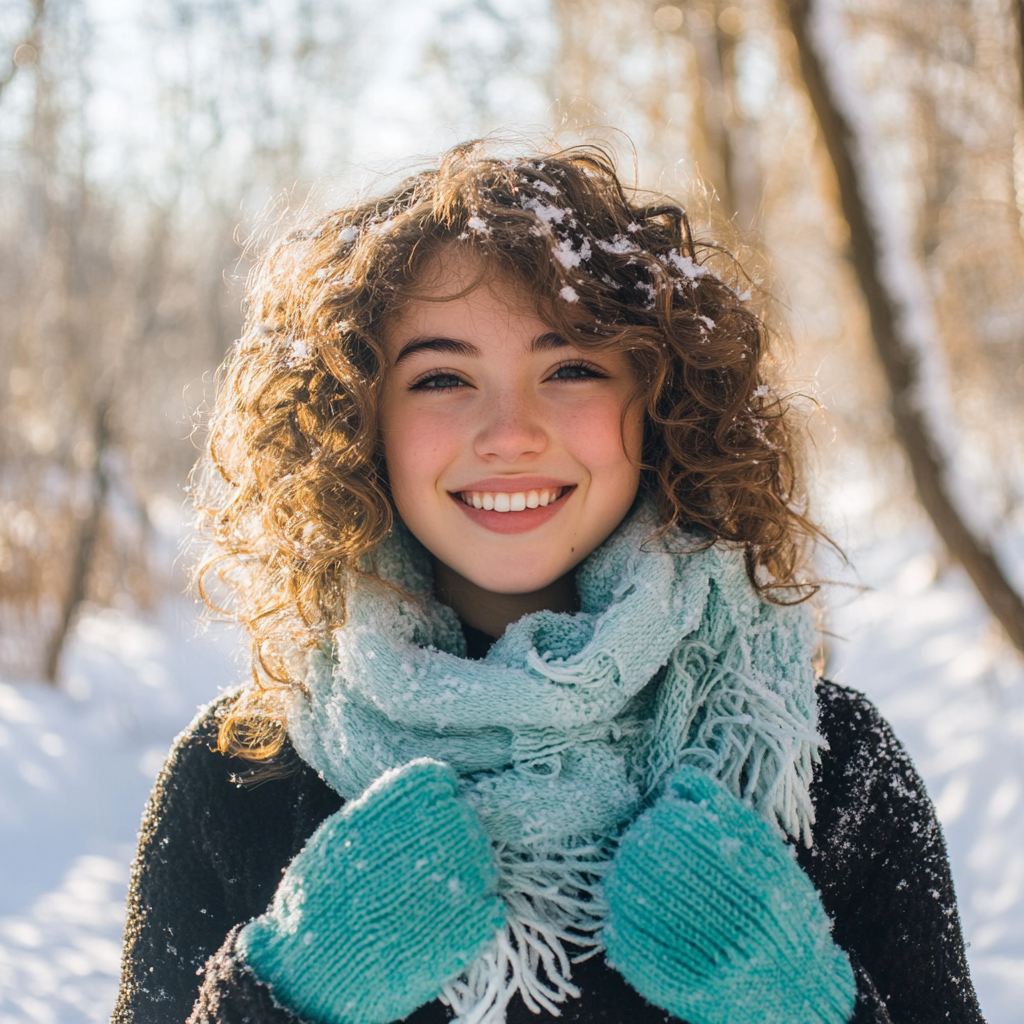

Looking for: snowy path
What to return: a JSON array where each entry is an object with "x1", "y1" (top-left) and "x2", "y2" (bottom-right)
[{"x1": 1, "y1": 557, "x2": 1022, "y2": 1022}]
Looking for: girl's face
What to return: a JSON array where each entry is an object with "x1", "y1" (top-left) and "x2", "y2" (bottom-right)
[{"x1": 379, "y1": 251, "x2": 643, "y2": 597}]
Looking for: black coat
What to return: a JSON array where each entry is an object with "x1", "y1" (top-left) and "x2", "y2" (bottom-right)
[{"x1": 112, "y1": 680, "x2": 985, "y2": 1024}]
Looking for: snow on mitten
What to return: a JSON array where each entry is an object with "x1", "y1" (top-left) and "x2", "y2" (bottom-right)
[
  {"x1": 238, "y1": 758, "x2": 505, "y2": 1024},
  {"x1": 602, "y1": 766, "x2": 855, "y2": 1024}
]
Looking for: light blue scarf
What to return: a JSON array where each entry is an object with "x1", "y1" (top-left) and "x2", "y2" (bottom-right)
[{"x1": 289, "y1": 500, "x2": 822, "y2": 1023}]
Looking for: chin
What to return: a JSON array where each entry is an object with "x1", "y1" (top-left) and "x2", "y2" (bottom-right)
[{"x1": 453, "y1": 553, "x2": 571, "y2": 596}]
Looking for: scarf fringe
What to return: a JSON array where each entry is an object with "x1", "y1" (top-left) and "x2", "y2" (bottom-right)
[
  {"x1": 644, "y1": 638, "x2": 823, "y2": 846},
  {"x1": 440, "y1": 842, "x2": 612, "y2": 1024}
]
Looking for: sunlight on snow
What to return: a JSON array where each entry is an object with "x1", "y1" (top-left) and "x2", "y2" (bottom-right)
[{"x1": 0, "y1": 856, "x2": 127, "y2": 1024}]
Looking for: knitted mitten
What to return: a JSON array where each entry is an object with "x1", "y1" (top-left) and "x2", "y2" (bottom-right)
[
  {"x1": 602, "y1": 766, "x2": 855, "y2": 1024},
  {"x1": 238, "y1": 758, "x2": 505, "y2": 1024}
]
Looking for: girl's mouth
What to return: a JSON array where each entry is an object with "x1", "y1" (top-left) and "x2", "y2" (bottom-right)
[
  {"x1": 456, "y1": 486, "x2": 570, "y2": 511},
  {"x1": 450, "y1": 485, "x2": 575, "y2": 534}
]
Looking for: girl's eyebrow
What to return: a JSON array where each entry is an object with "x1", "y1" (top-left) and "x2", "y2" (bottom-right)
[
  {"x1": 394, "y1": 332, "x2": 568, "y2": 364},
  {"x1": 394, "y1": 337, "x2": 478, "y2": 364},
  {"x1": 532, "y1": 331, "x2": 570, "y2": 352}
]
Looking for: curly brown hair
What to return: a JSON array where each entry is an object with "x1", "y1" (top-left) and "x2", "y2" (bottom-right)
[{"x1": 192, "y1": 140, "x2": 822, "y2": 763}]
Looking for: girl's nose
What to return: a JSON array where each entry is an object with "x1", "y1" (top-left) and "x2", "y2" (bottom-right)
[{"x1": 473, "y1": 393, "x2": 548, "y2": 462}]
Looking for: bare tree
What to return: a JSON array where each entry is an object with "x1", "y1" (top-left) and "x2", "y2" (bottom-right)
[
  {"x1": 0, "y1": 0, "x2": 379, "y2": 681},
  {"x1": 682, "y1": 2, "x2": 761, "y2": 230},
  {"x1": 779, "y1": 0, "x2": 1024, "y2": 654}
]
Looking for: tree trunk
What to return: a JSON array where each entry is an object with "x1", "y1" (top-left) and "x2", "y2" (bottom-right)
[
  {"x1": 1017, "y1": 1, "x2": 1024, "y2": 108},
  {"x1": 685, "y1": 5, "x2": 737, "y2": 219},
  {"x1": 780, "y1": 0, "x2": 1024, "y2": 655},
  {"x1": 43, "y1": 401, "x2": 110, "y2": 683}
]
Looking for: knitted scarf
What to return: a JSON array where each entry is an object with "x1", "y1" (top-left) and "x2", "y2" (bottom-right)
[{"x1": 288, "y1": 500, "x2": 823, "y2": 1024}]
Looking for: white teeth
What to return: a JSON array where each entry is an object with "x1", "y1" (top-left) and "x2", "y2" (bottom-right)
[{"x1": 461, "y1": 487, "x2": 564, "y2": 511}]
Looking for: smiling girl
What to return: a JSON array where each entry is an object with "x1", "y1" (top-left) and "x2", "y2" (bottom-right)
[{"x1": 114, "y1": 145, "x2": 984, "y2": 1024}]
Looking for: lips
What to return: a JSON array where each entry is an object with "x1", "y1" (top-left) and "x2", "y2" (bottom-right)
[{"x1": 449, "y1": 483, "x2": 576, "y2": 534}]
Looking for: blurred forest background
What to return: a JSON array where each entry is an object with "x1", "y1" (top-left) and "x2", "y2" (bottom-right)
[
  {"x1": 2, "y1": 0, "x2": 1024, "y2": 1020},
  {"x1": 4, "y1": 0, "x2": 1024, "y2": 678}
]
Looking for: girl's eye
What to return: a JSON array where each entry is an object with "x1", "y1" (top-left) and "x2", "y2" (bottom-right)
[
  {"x1": 549, "y1": 361, "x2": 607, "y2": 382},
  {"x1": 410, "y1": 372, "x2": 467, "y2": 392}
]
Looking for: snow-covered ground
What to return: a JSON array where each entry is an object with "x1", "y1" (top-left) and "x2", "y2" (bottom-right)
[
  {"x1": 0, "y1": 602, "x2": 237, "y2": 1023},
  {"x1": 1, "y1": 536, "x2": 1022, "y2": 1022}
]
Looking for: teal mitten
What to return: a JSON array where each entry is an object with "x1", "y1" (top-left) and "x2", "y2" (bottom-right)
[
  {"x1": 238, "y1": 758, "x2": 505, "y2": 1024},
  {"x1": 602, "y1": 766, "x2": 855, "y2": 1024}
]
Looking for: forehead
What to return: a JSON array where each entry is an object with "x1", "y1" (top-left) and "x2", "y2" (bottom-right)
[{"x1": 383, "y1": 249, "x2": 547, "y2": 343}]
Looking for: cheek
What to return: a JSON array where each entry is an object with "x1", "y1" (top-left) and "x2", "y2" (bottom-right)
[
  {"x1": 558, "y1": 394, "x2": 643, "y2": 477},
  {"x1": 381, "y1": 402, "x2": 462, "y2": 499}
]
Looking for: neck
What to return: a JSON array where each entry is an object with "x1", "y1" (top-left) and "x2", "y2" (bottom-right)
[{"x1": 432, "y1": 560, "x2": 579, "y2": 639}]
